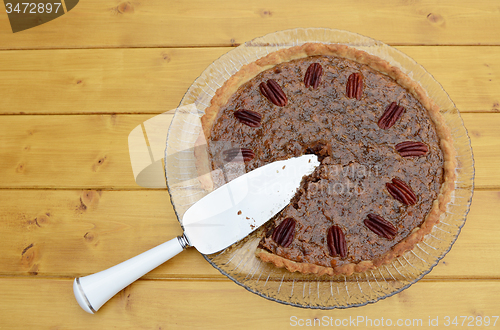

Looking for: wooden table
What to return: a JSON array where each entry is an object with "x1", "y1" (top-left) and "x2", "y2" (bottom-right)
[{"x1": 0, "y1": 1, "x2": 499, "y2": 328}]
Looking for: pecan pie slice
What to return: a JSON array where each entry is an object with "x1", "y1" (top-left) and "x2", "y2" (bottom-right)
[{"x1": 199, "y1": 43, "x2": 455, "y2": 276}]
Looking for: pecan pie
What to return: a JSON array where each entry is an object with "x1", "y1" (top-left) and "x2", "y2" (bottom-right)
[{"x1": 198, "y1": 43, "x2": 455, "y2": 276}]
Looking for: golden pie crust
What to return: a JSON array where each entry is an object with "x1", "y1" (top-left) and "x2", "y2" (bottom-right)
[{"x1": 198, "y1": 43, "x2": 456, "y2": 276}]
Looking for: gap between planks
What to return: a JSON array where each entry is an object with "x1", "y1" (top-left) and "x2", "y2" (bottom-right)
[
  {"x1": 0, "y1": 44, "x2": 500, "y2": 52},
  {"x1": 1, "y1": 274, "x2": 500, "y2": 282}
]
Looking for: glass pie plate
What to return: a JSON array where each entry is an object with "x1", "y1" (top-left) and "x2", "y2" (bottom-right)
[{"x1": 164, "y1": 28, "x2": 474, "y2": 308}]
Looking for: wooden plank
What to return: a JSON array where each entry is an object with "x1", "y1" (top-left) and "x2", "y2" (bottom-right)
[
  {"x1": 1, "y1": 277, "x2": 500, "y2": 329},
  {"x1": 463, "y1": 113, "x2": 500, "y2": 189},
  {"x1": 0, "y1": 189, "x2": 494, "y2": 279},
  {"x1": 0, "y1": 112, "x2": 494, "y2": 189},
  {"x1": 399, "y1": 46, "x2": 500, "y2": 114},
  {"x1": 1, "y1": 0, "x2": 500, "y2": 49},
  {"x1": 0, "y1": 48, "x2": 229, "y2": 115},
  {"x1": 0, "y1": 46, "x2": 498, "y2": 115},
  {"x1": 0, "y1": 114, "x2": 149, "y2": 189},
  {"x1": 0, "y1": 189, "x2": 219, "y2": 278},
  {"x1": 428, "y1": 190, "x2": 498, "y2": 278}
]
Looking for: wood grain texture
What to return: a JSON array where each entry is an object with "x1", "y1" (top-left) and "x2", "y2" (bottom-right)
[
  {"x1": 0, "y1": 189, "x2": 218, "y2": 278},
  {"x1": 1, "y1": 0, "x2": 500, "y2": 49},
  {"x1": 1, "y1": 277, "x2": 500, "y2": 329},
  {"x1": 0, "y1": 114, "x2": 150, "y2": 189},
  {"x1": 0, "y1": 189, "x2": 492, "y2": 279},
  {"x1": 0, "y1": 113, "x2": 492, "y2": 189},
  {"x1": 463, "y1": 113, "x2": 500, "y2": 189},
  {"x1": 0, "y1": 48, "x2": 226, "y2": 115},
  {"x1": 0, "y1": 46, "x2": 498, "y2": 115},
  {"x1": 0, "y1": 0, "x2": 497, "y2": 326}
]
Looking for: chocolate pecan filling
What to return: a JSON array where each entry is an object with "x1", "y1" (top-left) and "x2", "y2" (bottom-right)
[{"x1": 206, "y1": 55, "x2": 444, "y2": 268}]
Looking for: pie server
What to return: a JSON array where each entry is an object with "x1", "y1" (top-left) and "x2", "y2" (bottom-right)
[{"x1": 74, "y1": 154, "x2": 319, "y2": 313}]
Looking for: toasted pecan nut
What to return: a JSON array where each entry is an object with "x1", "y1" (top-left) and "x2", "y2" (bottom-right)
[
  {"x1": 395, "y1": 141, "x2": 429, "y2": 157},
  {"x1": 272, "y1": 218, "x2": 296, "y2": 247},
  {"x1": 222, "y1": 147, "x2": 255, "y2": 163},
  {"x1": 327, "y1": 225, "x2": 347, "y2": 258},
  {"x1": 378, "y1": 102, "x2": 405, "y2": 129},
  {"x1": 259, "y1": 79, "x2": 288, "y2": 106},
  {"x1": 304, "y1": 63, "x2": 323, "y2": 89},
  {"x1": 364, "y1": 214, "x2": 397, "y2": 240},
  {"x1": 346, "y1": 72, "x2": 363, "y2": 100},
  {"x1": 386, "y1": 178, "x2": 417, "y2": 205},
  {"x1": 234, "y1": 109, "x2": 262, "y2": 127}
]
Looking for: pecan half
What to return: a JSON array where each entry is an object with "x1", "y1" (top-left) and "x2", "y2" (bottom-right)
[
  {"x1": 234, "y1": 109, "x2": 262, "y2": 127},
  {"x1": 386, "y1": 178, "x2": 417, "y2": 205},
  {"x1": 272, "y1": 218, "x2": 296, "y2": 248},
  {"x1": 304, "y1": 63, "x2": 323, "y2": 89},
  {"x1": 364, "y1": 214, "x2": 397, "y2": 240},
  {"x1": 395, "y1": 141, "x2": 429, "y2": 157},
  {"x1": 327, "y1": 225, "x2": 347, "y2": 258},
  {"x1": 259, "y1": 79, "x2": 288, "y2": 107},
  {"x1": 378, "y1": 102, "x2": 405, "y2": 129},
  {"x1": 222, "y1": 147, "x2": 255, "y2": 163},
  {"x1": 346, "y1": 72, "x2": 363, "y2": 100}
]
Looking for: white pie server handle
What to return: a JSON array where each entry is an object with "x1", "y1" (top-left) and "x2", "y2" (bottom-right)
[{"x1": 73, "y1": 235, "x2": 189, "y2": 313}]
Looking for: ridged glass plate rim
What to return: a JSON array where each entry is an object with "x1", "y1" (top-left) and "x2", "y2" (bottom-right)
[{"x1": 165, "y1": 28, "x2": 475, "y2": 309}]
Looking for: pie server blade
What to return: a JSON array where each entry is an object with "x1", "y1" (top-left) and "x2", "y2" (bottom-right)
[{"x1": 74, "y1": 154, "x2": 319, "y2": 313}]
